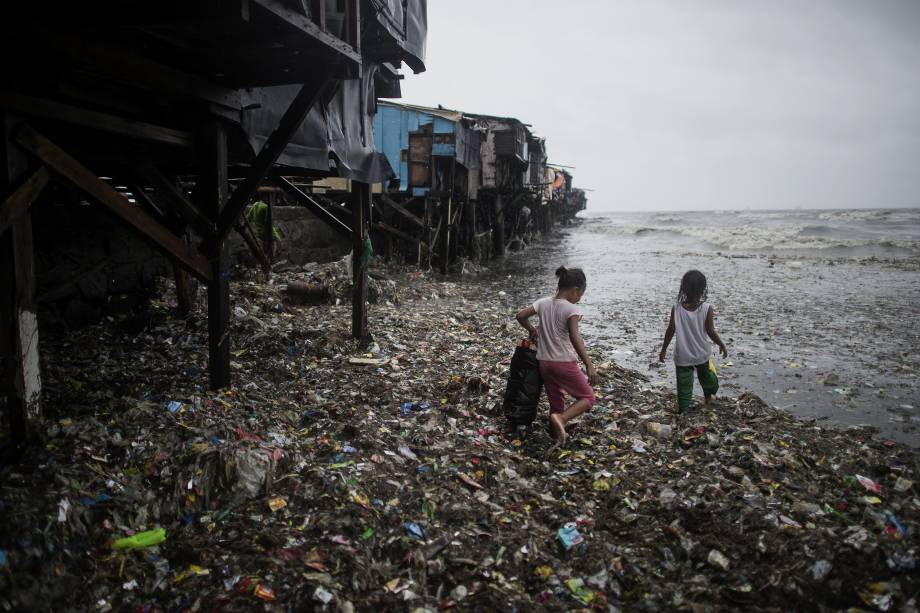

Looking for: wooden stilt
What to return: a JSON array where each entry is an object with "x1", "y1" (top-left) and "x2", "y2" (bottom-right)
[
  {"x1": 1, "y1": 114, "x2": 42, "y2": 443},
  {"x1": 199, "y1": 119, "x2": 230, "y2": 390},
  {"x1": 351, "y1": 181, "x2": 369, "y2": 340},
  {"x1": 440, "y1": 194, "x2": 450, "y2": 275},
  {"x1": 493, "y1": 193, "x2": 505, "y2": 257}
]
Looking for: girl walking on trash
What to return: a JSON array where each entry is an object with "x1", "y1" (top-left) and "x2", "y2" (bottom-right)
[
  {"x1": 516, "y1": 266, "x2": 597, "y2": 445},
  {"x1": 659, "y1": 270, "x2": 728, "y2": 412}
]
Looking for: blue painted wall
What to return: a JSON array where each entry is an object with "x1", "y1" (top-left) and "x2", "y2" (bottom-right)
[{"x1": 374, "y1": 104, "x2": 457, "y2": 193}]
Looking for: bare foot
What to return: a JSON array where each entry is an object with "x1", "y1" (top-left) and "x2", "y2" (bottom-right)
[
  {"x1": 549, "y1": 413, "x2": 568, "y2": 445},
  {"x1": 705, "y1": 394, "x2": 715, "y2": 409}
]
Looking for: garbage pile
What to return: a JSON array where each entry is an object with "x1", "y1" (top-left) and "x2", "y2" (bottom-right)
[
  {"x1": 275, "y1": 255, "x2": 400, "y2": 306},
  {"x1": 1, "y1": 266, "x2": 918, "y2": 612}
]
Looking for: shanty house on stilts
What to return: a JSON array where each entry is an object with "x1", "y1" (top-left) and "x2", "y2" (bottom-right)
[{"x1": 0, "y1": 1, "x2": 427, "y2": 446}]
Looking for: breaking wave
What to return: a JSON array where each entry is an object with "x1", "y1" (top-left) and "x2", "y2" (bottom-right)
[{"x1": 584, "y1": 220, "x2": 920, "y2": 252}]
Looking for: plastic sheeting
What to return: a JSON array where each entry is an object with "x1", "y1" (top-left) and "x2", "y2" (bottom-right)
[
  {"x1": 367, "y1": 0, "x2": 427, "y2": 73},
  {"x1": 240, "y1": 66, "x2": 394, "y2": 184}
]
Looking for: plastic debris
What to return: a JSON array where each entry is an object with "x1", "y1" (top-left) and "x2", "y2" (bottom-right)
[
  {"x1": 404, "y1": 521, "x2": 425, "y2": 540},
  {"x1": 557, "y1": 523, "x2": 585, "y2": 550},
  {"x1": 707, "y1": 549, "x2": 730, "y2": 571},
  {"x1": 811, "y1": 560, "x2": 832, "y2": 581},
  {"x1": 267, "y1": 497, "x2": 287, "y2": 512},
  {"x1": 856, "y1": 474, "x2": 883, "y2": 495},
  {"x1": 111, "y1": 528, "x2": 166, "y2": 550},
  {"x1": 2, "y1": 258, "x2": 918, "y2": 611}
]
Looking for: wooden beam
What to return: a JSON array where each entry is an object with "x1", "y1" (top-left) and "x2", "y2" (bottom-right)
[
  {"x1": 0, "y1": 93, "x2": 193, "y2": 148},
  {"x1": 378, "y1": 193, "x2": 426, "y2": 229},
  {"x1": 135, "y1": 162, "x2": 213, "y2": 236},
  {"x1": 345, "y1": 0, "x2": 360, "y2": 52},
  {"x1": 351, "y1": 181, "x2": 369, "y2": 340},
  {"x1": 206, "y1": 79, "x2": 332, "y2": 247},
  {"x1": 493, "y1": 193, "x2": 505, "y2": 257},
  {"x1": 1, "y1": 113, "x2": 41, "y2": 444},
  {"x1": 277, "y1": 177, "x2": 352, "y2": 238},
  {"x1": 440, "y1": 197, "x2": 451, "y2": 275},
  {"x1": 129, "y1": 184, "x2": 196, "y2": 318},
  {"x1": 51, "y1": 36, "x2": 242, "y2": 111},
  {"x1": 0, "y1": 167, "x2": 50, "y2": 236},
  {"x1": 373, "y1": 221, "x2": 424, "y2": 246},
  {"x1": 310, "y1": 0, "x2": 326, "y2": 30},
  {"x1": 251, "y1": 0, "x2": 361, "y2": 65},
  {"x1": 14, "y1": 125, "x2": 211, "y2": 282},
  {"x1": 199, "y1": 119, "x2": 231, "y2": 390}
]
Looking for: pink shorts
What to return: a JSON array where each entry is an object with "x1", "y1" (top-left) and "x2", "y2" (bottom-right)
[{"x1": 538, "y1": 360, "x2": 596, "y2": 414}]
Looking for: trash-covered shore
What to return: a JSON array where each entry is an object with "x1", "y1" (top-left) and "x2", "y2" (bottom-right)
[{"x1": 2, "y1": 259, "x2": 919, "y2": 612}]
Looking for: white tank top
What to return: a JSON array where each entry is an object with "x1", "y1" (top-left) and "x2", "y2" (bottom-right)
[{"x1": 674, "y1": 302, "x2": 711, "y2": 367}]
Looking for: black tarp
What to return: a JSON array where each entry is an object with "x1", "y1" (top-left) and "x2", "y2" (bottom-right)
[
  {"x1": 240, "y1": 65, "x2": 394, "y2": 184},
  {"x1": 366, "y1": 0, "x2": 427, "y2": 73}
]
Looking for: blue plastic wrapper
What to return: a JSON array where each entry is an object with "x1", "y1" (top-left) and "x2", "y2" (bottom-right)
[
  {"x1": 557, "y1": 523, "x2": 584, "y2": 550},
  {"x1": 399, "y1": 401, "x2": 431, "y2": 417},
  {"x1": 404, "y1": 521, "x2": 425, "y2": 539}
]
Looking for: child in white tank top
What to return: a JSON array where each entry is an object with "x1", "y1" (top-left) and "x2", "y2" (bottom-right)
[{"x1": 658, "y1": 270, "x2": 728, "y2": 412}]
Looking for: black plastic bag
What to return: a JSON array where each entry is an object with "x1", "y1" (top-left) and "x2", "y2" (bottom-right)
[{"x1": 503, "y1": 345, "x2": 542, "y2": 427}]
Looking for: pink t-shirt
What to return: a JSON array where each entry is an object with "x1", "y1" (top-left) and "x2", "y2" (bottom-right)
[{"x1": 533, "y1": 297, "x2": 582, "y2": 362}]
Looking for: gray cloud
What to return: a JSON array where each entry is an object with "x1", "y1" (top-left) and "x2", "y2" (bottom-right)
[{"x1": 399, "y1": 0, "x2": 920, "y2": 210}]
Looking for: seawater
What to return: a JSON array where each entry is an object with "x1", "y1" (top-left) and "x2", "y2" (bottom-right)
[{"x1": 496, "y1": 208, "x2": 920, "y2": 446}]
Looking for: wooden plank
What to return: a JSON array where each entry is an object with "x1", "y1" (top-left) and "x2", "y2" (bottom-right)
[
  {"x1": 0, "y1": 167, "x2": 50, "y2": 236},
  {"x1": 207, "y1": 79, "x2": 331, "y2": 247},
  {"x1": 14, "y1": 125, "x2": 211, "y2": 282},
  {"x1": 0, "y1": 93, "x2": 193, "y2": 148},
  {"x1": 251, "y1": 0, "x2": 361, "y2": 65},
  {"x1": 351, "y1": 181, "x2": 369, "y2": 340},
  {"x1": 278, "y1": 177, "x2": 352, "y2": 238},
  {"x1": 198, "y1": 119, "x2": 231, "y2": 390},
  {"x1": 379, "y1": 194, "x2": 425, "y2": 229}
]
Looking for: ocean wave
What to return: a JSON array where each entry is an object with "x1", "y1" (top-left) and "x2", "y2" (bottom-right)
[
  {"x1": 586, "y1": 222, "x2": 920, "y2": 252},
  {"x1": 817, "y1": 209, "x2": 890, "y2": 222}
]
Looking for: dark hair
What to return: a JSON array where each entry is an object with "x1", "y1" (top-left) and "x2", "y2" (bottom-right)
[
  {"x1": 555, "y1": 266, "x2": 586, "y2": 291},
  {"x1": 677, "y1": 270, "x2": 707, "y2": 304}
]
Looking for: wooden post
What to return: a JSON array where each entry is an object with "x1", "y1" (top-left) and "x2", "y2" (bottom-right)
[
  {"x1": 351, "y1": 181, "x2": 369, "y2": 340},
  {"x1": 440, "y1": 195, "x2": 451, "y2": 275},
  {"x1": 199, "y1": 119, "x2": 230, "y2": 390},
  {"x1": 493, "y1": 193, "x2": 505, "y2": 257},
  {"x1": 0, "y1": 114, "x2": 42, "y2": 443}
]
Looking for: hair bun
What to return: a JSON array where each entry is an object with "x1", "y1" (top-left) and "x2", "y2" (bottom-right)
[{"x1": 555, "y1": 266, "x2": 567, "y2": 278}]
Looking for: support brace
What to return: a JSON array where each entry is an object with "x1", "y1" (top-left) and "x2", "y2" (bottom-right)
[{"x1": 14, "y1": 125, "x2": 211, "y2": 282}]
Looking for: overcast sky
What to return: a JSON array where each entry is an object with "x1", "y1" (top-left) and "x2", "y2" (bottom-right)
[{"x1": 398, "y1": 0, "x2": 920, "y2": 211}]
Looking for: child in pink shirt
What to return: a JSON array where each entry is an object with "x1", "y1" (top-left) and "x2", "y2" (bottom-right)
[{"x1": 516, "y1": 266, "x2": 597, "y2": 444}]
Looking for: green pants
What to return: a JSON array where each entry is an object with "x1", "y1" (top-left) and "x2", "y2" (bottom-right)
[{"x1": 676, "y1": 360, "x2": 719, "y2": 411}]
